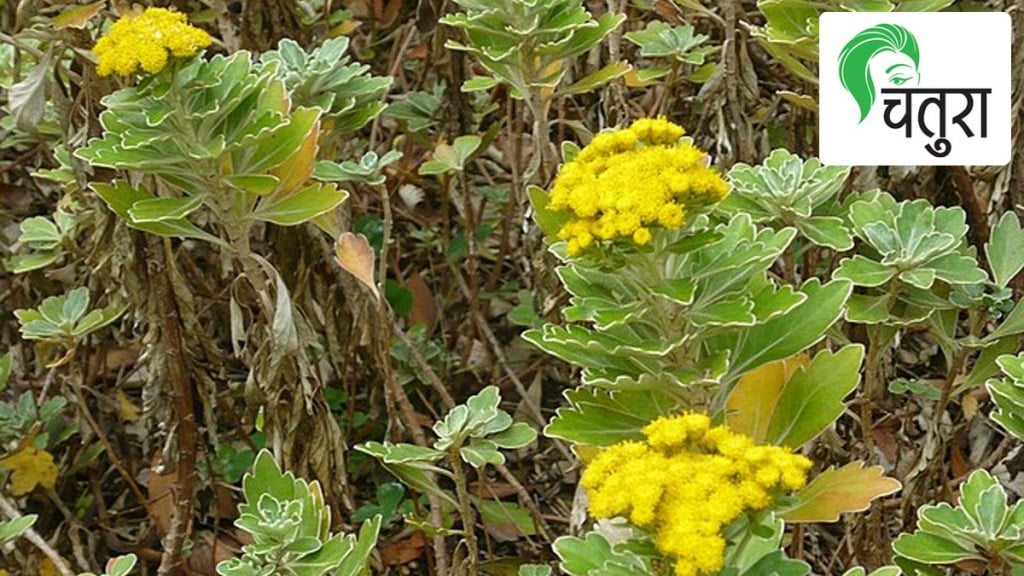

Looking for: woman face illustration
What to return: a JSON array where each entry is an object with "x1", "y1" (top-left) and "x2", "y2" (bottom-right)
[{"x1": 868, "y1": 50, "x2": 920, "y2": 89}]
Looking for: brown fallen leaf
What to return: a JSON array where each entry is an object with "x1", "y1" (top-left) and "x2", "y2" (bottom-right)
[
  {"x1": 951, "y1": 441, "x2": 971, "y2": 479},
  {"x1": 871, "y1": 420, "x2": 900, "y2": 464},
  {"x1": 88, "y1": 346, "x2": 140, "y2": 376},
  {"x1": 405, "y1": 271, "x2": 437, "y2": 334},
  {"x1": 380, "y1": 530, "x2": 426, "y2": 566},
  {"x1": 146, "y1": 466, "x2": 176, "y2": 537},
  {"x1": 187, "y1": 530, "x2": 241, "y2": 574},
  {"x1": 470, "y1": 481, "x2": 519, "y2": 499}
]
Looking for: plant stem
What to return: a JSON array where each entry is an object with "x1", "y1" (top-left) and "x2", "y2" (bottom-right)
[
  {"x1": 524, "y1": 91, "x2": 552, "y2": 185},
  {"x1": 152, "y1": 237, "x2": 199, "y2": 576},
  {"x1": 861, "y1": 325, "x2": 882, "y2": 450},
  {"x1": 449, "y1": 449, "x2": 480, "y2": 576},
  {"x1": 0, "y1": 495, "x2": 74, "y2": 576}
]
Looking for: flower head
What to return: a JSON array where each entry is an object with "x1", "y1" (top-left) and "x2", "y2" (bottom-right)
[
  {"x1": 581, "y1": 413, "x2": 812, "y2": 576},
  {"x1": 93, "y1": 7, "x2": 211, "y2": 77},
  {"x1": 548, "y1": 118, "x2": 729, "y2": 255}
]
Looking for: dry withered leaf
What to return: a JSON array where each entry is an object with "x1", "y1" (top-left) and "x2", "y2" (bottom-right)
[
  {"x1": 146, "y1": 466, "x2": 176, "y2": 537},
  {"x1": 335, "y1": 232, "x2": 379, "y2": 300},
  {"x1": 405, "y1": 271, "x2": 437, "y2": 333}
]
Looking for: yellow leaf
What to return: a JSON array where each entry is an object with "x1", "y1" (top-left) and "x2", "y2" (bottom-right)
[
  {"x1": 117, "y1": 389, "x2": 141, "y2": 422},
  {"x1": 1, "y1": 568, "x2": 10, "y2": 576},
  {"x1": 40, "y1": 558, "x2": 58, "y2": 576},
  {"x1": 962, "y1": 392, "x2": 979, "y2": 421},
  {"x1": 329, "y1": 19, "x2": 362, "y2": 37},
  {"x1": 0, "y1": 447, "x2": 59, "y2": 496},
  {"x1": 572, "y1": 445, "x2": 600, "y2": 465},
  {"x1": 726, "y1": 354, "x2": 809, "y2": 442}
]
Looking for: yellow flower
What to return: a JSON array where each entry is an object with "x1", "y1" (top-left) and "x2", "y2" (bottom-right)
[
  {"x1": 549, "y1": 118, "x2": 729, "y2": 255},
  {"x1": 93, "y1": 7, "x2": 211, "y2": 77},
  {"x1": 581, "y1": 413, "x2": 812, "y2": 576}
]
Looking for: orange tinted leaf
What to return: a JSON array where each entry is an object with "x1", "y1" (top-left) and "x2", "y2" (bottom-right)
[
  {"x1": 271, "y1": 119, "x2": 319, "y2": 194},
  {"x1": 726, "y1": 354, "x2": 809, "y2": 442},
  {"x1": 778, "y1": 461, "x2": 901, "y2": 523},
  {"x1": 335, "y1": 233, "x2": 378, "y2": 299}
]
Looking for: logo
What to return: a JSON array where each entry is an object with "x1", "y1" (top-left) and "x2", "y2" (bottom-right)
[{"x1": 820, "y1": 12, "x2": 1010, "y2": 166}]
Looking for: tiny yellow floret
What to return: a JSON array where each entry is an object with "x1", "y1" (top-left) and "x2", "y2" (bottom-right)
[
  {"x1": 93, "y1": 7, "x2": 211, "y2": 77},
  {"x1": 549, "y1": 118, "x2": 729, "y2": 255},
  {"x1": 581, "y1": 412, "x2": 812, "y2": 576}
]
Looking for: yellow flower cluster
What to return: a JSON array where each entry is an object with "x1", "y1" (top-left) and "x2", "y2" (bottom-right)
[
  {"x1": 581, "y1": 413, "x2": 812, "y2": 576},
  {"x1": 548, "y1": 118, "x2": 730, "y2": 255},
  {"x1": 93, "y1": 7, "x2": 211, "y2": 76}
]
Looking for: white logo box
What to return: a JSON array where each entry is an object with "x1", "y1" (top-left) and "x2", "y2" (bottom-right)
[{"x1": 819, "y1": 11, "x2": 1011, "y2": 166}]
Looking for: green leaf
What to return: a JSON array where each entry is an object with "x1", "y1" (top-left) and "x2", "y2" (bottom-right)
[
  {"x1": 0, "y1": 352, "x2": 11, "y2": 392},
  {"x1": 453, "y1": 135, "x2": 482, "y2": 164},
  {"x1": 899, "y1": 268, "x2": 936, "y2": 290},
  {"x1": 552, "y1": 533, "x2": 615, "y2": 575},
  {"x1": 356, "y1": 442, "x2": 443, "y2": 465},
  {"x1": 986, "y1": 212, "x2": 1024, "y2": 287},
  {"x1": 518, "y1": 565, "x2": 553, "y2": 576},
  {"x1": 528, "y1": 185, "x2": 571, "y2": 242},
  {"x1": 334, "y1": 515, "x2": 382, "y2": 576},
  {"x1": 799, "y1": 216, "x2": 854, "y2": 251},
  {"x1": 927, "y1": 254, "x2": 988, "y2": 285},
  {"x1": 985, "y1": 299, "x2": 1024, "y2": 342},
  {"x1": 842, "y1": 567, "x2": 902, "y2": 576},
  {"x1": 253, "y1": 183, "x2": 349, "y2": 226},
  {"x1": 6, "y1": 252, "x2": 62, "y2": 273},
  {"x1": 105, "y1": 554, "x2": 139, "y2": 576},
  {"x1": 960, "y1": 469, "x2": 1003, "y2": 533},
  {"x1": 488, "y1": 422, "x2": 537, "y2": 449},
  {"x1": 128, "y1": 195, "x2": 205, "y2": 223},
  {"x1": 834, "y1": 255, "x2": 895, "y2": 287},
  {"x1": 19, "y1": 217, "x2": 62, "y2": 249},
  {"x1": 73, "y1": 305, "x2": 127, "y2": 337},
  {"x1": 248, "y1": 107, "x2": 322, "y2": 173},
  {"x1": 558, "y1": 61, "x2": 632, "y2": 96},
  {"x1": 0, "y1": 514, "x2": 37, "y2": 545},
  {"x1": 544, "y1": 387, "x2": 679, "y2": 446},
  {"x1": 225, "y1": 174, "x2": 281, "y2": 196},
  {"x1": 727, "y1": 279, "x2": 852, "y2": 379},
  {"x1": 892, "y1": 532, "x2": 979, "y2": 565},
  {"x1": 736, "y1": 345, "x2": 864, "y2": 448},
  {"x1": 92, "y1": 182, "x2": 224, "y2": 243},
  {"x1": 475, "y1": 498, "x2": 537, "y2": 538},
  {"x1": 740, "y1": 550, "x2": 811, "y2": 576},
  {"x1": 460, "y1": 441, "x2": 504, "y2": 468},
  {"x1": 62, "y1": 287, "x2": 90, "y2": 325},
  {"x1": 462, "y1": 76, "x2": 501, "y2": 92}
]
